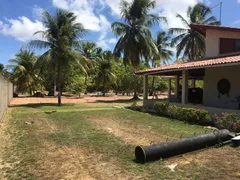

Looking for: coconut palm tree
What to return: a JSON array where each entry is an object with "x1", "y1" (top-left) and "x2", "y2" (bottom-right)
[
  {"x1": 8, "y1": 50, "x2": 40, "y2": 95},
  {"x1": 169, "y1": 3, "x2": 220, "y2": 60},
  {"x1": 25, "y1": 9, "x2": 87, "y2": 105},
  {"x1": 111, "y1": 0, "x2": 166, "y2": 99},
  {"x1": 150, "y1": 31, "x2": 173, "y2": 95},
  {"x1": 154, "y1": 31, "x2": 173, "y2": 66},
  {"x1": 94, "y1": 51, "x2": 116, "y2": 96},
  {"x1": 78, "y1": 41, "x2": 102, "y2": 60}
]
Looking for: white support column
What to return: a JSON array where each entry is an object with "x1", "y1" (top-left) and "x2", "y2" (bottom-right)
[
  {"x1": 174, "y1": 75, "x2": 180, "y2": 99},
  {"x1": 143, "y1": 75, "x2": 148, "y2": 100},
  {"x1": 168, "y1": 78, "x2": 171, "y2": 100},
  {"x1": 182, "y1": 70, "x2": 188, "y2": 104}
]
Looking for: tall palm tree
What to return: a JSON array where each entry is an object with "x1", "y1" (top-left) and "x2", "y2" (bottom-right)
[
  {"x1": 8, "y1": 50, "x2": 40, "y2": 95},
  {"x1": 111, "y1": 0, "x2": 166, "y2": 99},
  {"x1": 150, "y1": 31, "x2": 173, "y2": 95},
  {"x1": 94, "y1": 51, "x2": 116, "y2": 96},
  {"x1": 169, "y1": 3, "x2": 220, "y2": 60},
  {"x1": 25, "y1": 9, "x2": 87, "y2": 105}
]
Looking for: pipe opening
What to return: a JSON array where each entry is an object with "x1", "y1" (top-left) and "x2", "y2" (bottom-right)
[{"x1": 135, "y1": 146, "x2": 146, "y2": 163}]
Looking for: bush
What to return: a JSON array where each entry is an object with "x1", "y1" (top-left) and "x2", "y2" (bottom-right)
[
  {"x1": 168, "y1": 106, "x2": 210, "y2": 125},
  {"x1": 212, "y1": 112, "x2": 239, "y2": 132},
  {"x1": 234, "y1": 120, "x2": 240, "y2": 133},
  {"x1": 154, "y1": 101, "x2": 169, "y2": 116},
  {"x1": 154, "y1": 102, "x2": 239, "y2": 132}
]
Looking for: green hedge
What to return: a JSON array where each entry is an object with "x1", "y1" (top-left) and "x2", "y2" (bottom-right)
[
  {"x1": 154, "y1": 102, "x2": 169, "y2": 116},
  {"x1": 154, "y1": 102, "x2": 210, "y2": 125},
  {"x1": 153, "y1": 102, "x2": 240, "y2": 132},
  {"x1": 168, "y1": 105, "x2": 210, "y2": 125}
]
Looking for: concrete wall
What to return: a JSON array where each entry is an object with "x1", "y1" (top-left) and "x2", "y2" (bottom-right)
[
  {"x1": 205, "y1": 29, "x2": 240, "y2": 57},
  {"x1": 0, "y1": 75, "x2": 13, "y2": 120},
  {"x1": 203, "y1": 65, "x2": 240, "y2": 109}
]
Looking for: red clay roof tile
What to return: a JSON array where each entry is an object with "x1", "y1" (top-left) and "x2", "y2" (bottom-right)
[{"x1": 136, "y1": 53, "x2": 240, "y2": 75}]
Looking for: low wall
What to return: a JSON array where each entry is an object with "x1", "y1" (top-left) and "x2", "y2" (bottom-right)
[{"x1": 0, "y1": 75, "x2": 13, "y2": 120}]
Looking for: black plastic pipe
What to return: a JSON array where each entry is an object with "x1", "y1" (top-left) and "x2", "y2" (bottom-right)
[{"x1": 135, "y1": 129, "x2": 233, "y2": 163}]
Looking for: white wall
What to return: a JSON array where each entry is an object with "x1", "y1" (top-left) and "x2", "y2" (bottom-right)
[
  {"x1": 203, "y1": 65, "x2": 240, "y2": 109},
  {"x1": 205, "y1": 29, "x2": 240, "y2": 57},
  {"x1": 0, "y1": 75, "x2": 13, "y2": 120}
]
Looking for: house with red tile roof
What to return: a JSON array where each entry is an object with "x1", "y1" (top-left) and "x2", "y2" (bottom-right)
[{"x1": 137, "y1": 24, "x2": 240, "y2": 111}]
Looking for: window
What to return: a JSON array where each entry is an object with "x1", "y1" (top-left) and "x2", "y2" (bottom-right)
[{"x1": 219, "y1": 38, "x2": 240, "y2": 54}]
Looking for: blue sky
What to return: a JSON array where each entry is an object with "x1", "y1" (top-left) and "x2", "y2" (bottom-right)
[{"x1": 0, "y1": 0, "x2": 239, "y2": 65}]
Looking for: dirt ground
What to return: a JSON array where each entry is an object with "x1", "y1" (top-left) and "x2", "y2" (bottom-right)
[
  {"x1": 10, "y1": 95, "x2": 134, "y2": 105},
  {"x1": 4, "y1": 95, "x2": 240, "y2": 180}
]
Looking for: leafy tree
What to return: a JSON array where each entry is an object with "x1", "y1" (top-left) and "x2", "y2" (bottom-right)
[
  {"x1": 26, "y1": 9, "x2": 87, "y2": 105},
  {"x1": 169, "y1": 3, "x2": 220, "y2": 60},
  {"x1": 94, "y1": 51, "x2": 116, "y2": 96},
  {"x1": 8, "y1": 50, "x2": 40, "y2": 95},
  {"x1": 111, "y1": 0, "x2": 166, "y2": 99},
  {"x1": 66, "y1": 72, "x2": 86, "y2": 98}
]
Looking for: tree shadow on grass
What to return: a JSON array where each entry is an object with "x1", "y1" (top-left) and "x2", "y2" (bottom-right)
[{"x1": 10, "y1": 103, "x2": 75, "y2": 108}]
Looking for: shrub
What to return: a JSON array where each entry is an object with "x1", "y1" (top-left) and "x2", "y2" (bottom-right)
[
  {"x1": 154, "y1": 101, "x2": 169, "y2": 116},
  {"x1": 233, "y1": 120, "x2": 240, "y2": 133},
  {"x1": 168, "y1": 106, "x2": 210, "y2": 125},
  {"x1": 213, "y1": 112, "x2": 238, "y2": 132}
]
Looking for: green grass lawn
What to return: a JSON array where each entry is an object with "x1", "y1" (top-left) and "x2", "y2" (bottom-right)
[{"x1": 1, "y1": 102, "x2": 240, "y2": 179}]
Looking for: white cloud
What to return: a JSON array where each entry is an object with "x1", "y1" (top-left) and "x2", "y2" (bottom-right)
[
  {"x1": 52, "y1": 0, "x2": 114, "y2": 49},
  {"x1": 52, "y1": 0, "x2": 110, "y2": 32},
  {"x1": 233, "y1": 20, "x2": 240, "y2": 25},
  {"x1": 108, "y1": 38, "x2": 117, "y2": 44},
  {"x1": 101, "y1": 0, "x2": 132, "y2": 16},
  {"x1": 154, "y1": 0, "x2": 199, "y2": 30},
  {"x1": 32, "y1": 6, "x2": 44, "y2": 19},
  {"x1": 0, "y1": 16, "x2": 45, "y2": 42},
  {"x1": 237, "y1": 0, "x2": 240, "y2": 3},
  {"x1": 99, "y1": 0, "x2": 204, "y2": 31}
]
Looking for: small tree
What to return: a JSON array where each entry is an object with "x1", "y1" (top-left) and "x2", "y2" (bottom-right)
[{"x1": 67, "y1": 74, "x2": 86, "y2": 98}]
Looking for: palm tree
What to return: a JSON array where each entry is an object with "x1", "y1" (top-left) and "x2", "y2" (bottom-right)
[
  {"x1": 78, "y1": 41, "x2": 102, "y2": 60},
  {"x1": 169, "y1": 3, "x2": 220, "y2": 60},
  {"x1": 8, "y1": 50, "x2": 40, "y2": 95},
  {"x1": 25, "y1": 9, "x2": 87, "y2": 105},
  {"x1": 111, "y1": 0, "x2": 166, "y2": 99},
  {"x1": 94, "y1": 51, "x2": 116, "y2": 96},
  {"x1": 150, "y1": 31, "x2": 173, "y2": 95}
]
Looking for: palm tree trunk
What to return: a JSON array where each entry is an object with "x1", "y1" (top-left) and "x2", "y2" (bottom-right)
[
  {"x1": 103, "y1": 77, "x2": 105, "y2": 97},
  {"x1": 150, "y1": 76, "x2": 155, "y2": 96},
  {"x1": 54, "y1": 77, "x2": 57, "y2": 97},
  {"x1": 57, "y1": 62, "x2": 61, "y2": 106},
  {"x1": 29, "y1": 83, "x2": 32, "y2": 96},
  {"x1": 150, "y1": 63, "x2": 157, "y2": 96},
  {"x1": 132, "y1": 67, "x2": 138, "y2": 100}
]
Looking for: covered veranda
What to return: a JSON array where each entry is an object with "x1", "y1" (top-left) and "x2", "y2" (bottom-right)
[
  {"x1": 136, "y1": 53, "x2": 240, "y2": 115},
  {"x1": 141, "y1": 68, "x2": 204, "y2": 107}
]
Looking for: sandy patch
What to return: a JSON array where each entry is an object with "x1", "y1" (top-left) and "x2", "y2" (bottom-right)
[{"x1": 87, "y1": 116, "x2": 173, "y2": 146}]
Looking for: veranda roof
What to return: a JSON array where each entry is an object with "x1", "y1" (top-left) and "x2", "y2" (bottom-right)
[{"x1": 136, "y1": 53, "x2": 240, "y2": 75}]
